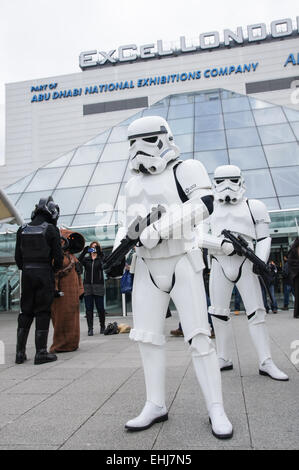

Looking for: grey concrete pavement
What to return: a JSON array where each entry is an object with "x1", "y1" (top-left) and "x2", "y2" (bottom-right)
[{"x1": 0, "y1": 310, "x2": 298, "y2": 450}]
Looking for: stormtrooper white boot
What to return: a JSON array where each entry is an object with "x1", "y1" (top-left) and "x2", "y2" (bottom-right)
[
  {"x1": 248, "y1": 310, "x2": 289, "y2": 381},
  {"x1": 212, "y1": 316, "x2": 234, "y2": 371},
  {"x1": 125, "y1": 343, "x2": 168, "y2": 431},
  {"x1": 191, "y1": 335, "x2": 233, "y2": 439}
]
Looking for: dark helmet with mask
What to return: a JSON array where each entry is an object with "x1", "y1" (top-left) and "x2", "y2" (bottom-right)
[{"x1": 31, "y1": 196, "x2": 60, "y2": 224}]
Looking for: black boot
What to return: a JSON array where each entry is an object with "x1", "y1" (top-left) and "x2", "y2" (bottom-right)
[
  {"x1": 15, "y1": 328, "x2": 30, "y2": 364},
  {"x1": 99, "y1": 311, "x2": 106, "y2": 334},
  {"x1": 86, "y1": 311, "x2": 94, "y2": 336},
  {"x1": 34, "y1": 330, "x2": 57, "y2": 365}
]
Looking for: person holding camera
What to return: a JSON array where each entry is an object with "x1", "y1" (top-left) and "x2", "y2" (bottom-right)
[{"x1": 78, "y1": 241, "x2": 106, "y2": 335}]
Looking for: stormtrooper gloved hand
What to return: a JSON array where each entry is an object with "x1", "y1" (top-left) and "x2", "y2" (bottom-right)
[
  {"x1": 139, "y1": 224, "x2": 160, "y2": 250},
  {"x1": 221, "y1": 239, "x2": 235, "y2": 256}
]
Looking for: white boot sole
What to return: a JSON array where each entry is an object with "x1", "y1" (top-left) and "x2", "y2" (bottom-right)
[
  {"x1": 125, "y1": 413, "x2": 168, "y2": 432},
  {"x1": 209, "y1": 418, "x2": 233, "y2": 439},
  {"x1": 259, "y1": 369, "x2": 289, "y2": 381}
]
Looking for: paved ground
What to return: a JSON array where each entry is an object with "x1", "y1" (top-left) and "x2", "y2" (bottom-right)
[{"x1": 0, "y1": 310, "x2": 298, "y2": 450}]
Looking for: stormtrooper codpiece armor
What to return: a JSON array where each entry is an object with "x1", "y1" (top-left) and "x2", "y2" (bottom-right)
[
  {"x1": 112, "y1": 116, "x2": 233, "y2": 439},
  {"x1": 198, "y1": 165, "x2": 288, "y2": 381}
]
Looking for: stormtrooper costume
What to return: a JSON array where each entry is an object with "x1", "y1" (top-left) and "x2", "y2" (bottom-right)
[
  {"x1": 115, "y1": 116, "x2": 233, "y2": 439},
  {"x1": 199, "y1": 165, "x2": 288, "y2": 381}
]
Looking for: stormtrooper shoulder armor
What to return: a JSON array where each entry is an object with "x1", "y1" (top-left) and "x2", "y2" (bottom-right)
[
  {"x1": 175, "y1": 159, "x2": 212, "y2": 198},
  {"x1": 247, "y1": 199, "x2": 271, "y2": 225},
  {"x1": 247, "y1": 199, "x2": 271, "y2": 240}
]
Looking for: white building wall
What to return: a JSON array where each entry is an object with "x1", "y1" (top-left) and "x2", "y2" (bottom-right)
[{"x1": 2, "y1": 35, "x2": 299, "y2": 187}]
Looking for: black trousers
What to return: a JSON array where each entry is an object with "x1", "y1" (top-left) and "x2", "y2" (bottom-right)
[
  {"x1": 84, "y1": 295, "x2": 105, "y2": 328},
  {"x1": 18, "y1": 267, "x2": 55, "y2": 330}
]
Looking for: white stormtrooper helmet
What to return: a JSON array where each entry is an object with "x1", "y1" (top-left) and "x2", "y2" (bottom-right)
[
  {"x1": 213, "y1": 165, "x2": 246, "y2": 204},
  {"x1": 127, "y1": 116, "x2": 180, "y2": 175}
]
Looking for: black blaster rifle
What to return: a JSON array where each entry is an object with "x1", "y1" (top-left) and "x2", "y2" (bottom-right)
[
  {"x1": 103, "y1": 205, "x2": 166, "y2": 276},
  {"x1": 221, "y1": 229, "x2": 275, "y2": 306}
]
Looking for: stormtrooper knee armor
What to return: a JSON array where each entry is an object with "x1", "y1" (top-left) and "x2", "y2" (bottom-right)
[
  {"x1": 114, "y1": 116, "x2": 233, "y2": 438},
  {"x1": 199, "y1": 165, "x2": 288, "y2": 381}
]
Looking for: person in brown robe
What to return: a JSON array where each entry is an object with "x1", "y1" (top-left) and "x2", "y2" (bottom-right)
[{"x1": 50, "y1": 229, "x2": 85, "y2": 352}]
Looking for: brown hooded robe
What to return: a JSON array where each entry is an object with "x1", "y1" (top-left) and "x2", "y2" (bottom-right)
[{"x1": 50, "y1": 229, "x2": 84, "y2": 352}]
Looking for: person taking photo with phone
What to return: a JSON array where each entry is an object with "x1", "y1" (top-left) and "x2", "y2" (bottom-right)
[{"x1": 78, "y1": 241, "x2": 106, "y2": 335}]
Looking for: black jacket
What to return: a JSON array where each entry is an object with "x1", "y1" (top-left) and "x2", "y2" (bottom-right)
[
  {"x1": 15, "y1": 214, "x2": 63, "y2": 271},
  {"x1": 78, "y1": 249, "x2": 104, "y2": 285}
]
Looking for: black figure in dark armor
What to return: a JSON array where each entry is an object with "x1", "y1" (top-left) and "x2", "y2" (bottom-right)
[{"x1": 15, "y1": 196, "x2": 63, "y2": 365}]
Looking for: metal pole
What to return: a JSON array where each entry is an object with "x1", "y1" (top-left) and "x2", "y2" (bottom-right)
[
  {"x1": 122, "y1": 293, "x2": 127, "y2": 317},
  {"x1": 5, "y1": 279, "x2": 9, "y2": 311}
]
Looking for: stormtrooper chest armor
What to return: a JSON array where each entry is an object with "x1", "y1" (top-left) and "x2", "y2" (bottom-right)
[
  {"x1": 125, "y1": 162, "x2": 183, "y2": 216},
  {"x1": 211, "y1": 199, "x2": 257, "y2": 240},
  {"x1": 125, "y1": 162, "x2": 196, "y2": 259}
]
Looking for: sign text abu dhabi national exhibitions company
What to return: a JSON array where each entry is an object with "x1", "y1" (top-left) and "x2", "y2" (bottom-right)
[
  {"x1": 30, "y1": 63, "x2": 259, "y2": 103},
  {"x1": 79, "y1": 17, "x2": 299, "y2": 70}
]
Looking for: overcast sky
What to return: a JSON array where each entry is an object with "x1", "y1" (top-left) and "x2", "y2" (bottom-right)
[{"x1": 0, "y1": 0, "x2": 298, "y2": 166}]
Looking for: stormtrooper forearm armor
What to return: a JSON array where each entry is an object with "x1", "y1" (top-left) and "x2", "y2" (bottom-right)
[{"x1": 152, "y1": 190, "x2": 212, "y2": 240}]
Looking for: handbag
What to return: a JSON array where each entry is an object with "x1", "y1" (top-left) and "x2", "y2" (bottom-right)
[
  {"x1": 120, "y1": 270, "x2": 133, "y2": 294},
  {"x1": 104, "y1": 322, "x2": 119, "y2": 335}
]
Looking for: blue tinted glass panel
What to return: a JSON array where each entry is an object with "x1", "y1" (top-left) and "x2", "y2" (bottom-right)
[
  {"x1": 168, "y1": 103, "x2": 194, "y2": 119},
  {"x1": 242, "y1": 169, "x2": 276, "y2": 198},
  {"x1": 77, "y1": 184, "x2": 120, "y2": 213},
  {"x1": 168, "y1": 117, "x2": 194, "y2": 135},
  {"x1": 195, "y1": 115, "x2": 224, "y2": 132},
  {"x1": 283, "y1": 107, "x2": 299, "y2": 122},
  {"x1": 261, "y1": 198, "x2": 280, "y2": 210},
  {"x1": 258, "y1": 124, "x2": 295, "y2": 145},
  {"x1": 16, "y1": 191, "x2": 54, "y2": 219},
  {"x1": 6, "y1": 194, "x2": 21, "y2": 204},
  {"x1": 194, "y1": 131, "x2": 226, "y2": 151},
  {"x1": 45, "y1": 151, "x2": 74, "y2": 168},
  {"x1": 224, "y1": 111, "x2": 255, "y2": 129},
  {"x1": 6, "y1": 173, "x2": 34, "y2": 194},
  {"x1": 72, "y1": 212, "x2": 113, "y2": 226},
  {"x1": 90, "y1": 161, "x2": 127, "y2": 185},
  {"x1": 71, "y1": 145, "x2": 103, "y2": 165},
  {"x1": 52, "y1": 187, "x2": 86, "y2": 215},
  {"x1": 253, "y1": 107, "x2": 287, "y2": 126},
  {"x1": 57, "y1": 164, "x2": 95, "y2": 189},
  {"x1": 175, "y1": 134, "x2": 193, "y2": 153},
  {"x1": 228, "y1": 146, "x2": 267, "y2": 169},
  {"x1": 264, "y1": 142, "x2": 299, "y2": 167},
  {"x1": 290, "y1": 122, "x2": 299, "y2": 139},
  {"x1": 142, "y1": 107, "x2": 168, "y2": 119},
  {"x1": 226, "y1": 127, "x2": 260, "y2": 148},
  {"x1": 170, "y1": 94, "x2": 194, "y2": 105},
  {"x1": 279, "y1": 196, "x2": 299, "y2": 209},
  {"x1": 195, "y1": 100, "x2": 221, "y2": 116},
  {"x1": 222, "y1": 97, "x2": 250, "y2": 113},
  {"x1": 271, "y1": 167, "x2": 299, "y2": 196},
  {"x1": 118, "y1": 111, "x2": 143, "y2": 126},
  {"x1": 249, "y1": 97, "x2": 275, "y2": 109},
  {"x1": 25, "y1": 167, "x2": 65, "y2": 192},
  {"x1": 100, "y1": 142, "x2": 129, "y2": 162},
  {"x1": 180, "y1": 152, "x2": 194, "y2": 160},
  {"x1": 108, "y1": 126, "x2": 128, "y2": 143},
  {"x1": 84, "y1": 130, "x2": 110, "y2": 145},
  {"x1": 123, "y1": 164, "x2": 133, "y2": 182},
  {"x1": 194, "y1": 150, "x2": 228, "y2": 173}
]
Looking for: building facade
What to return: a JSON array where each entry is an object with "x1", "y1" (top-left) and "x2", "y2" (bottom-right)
[{"x1": 1, "y1": 18, "x2": 299, "y2": 312}]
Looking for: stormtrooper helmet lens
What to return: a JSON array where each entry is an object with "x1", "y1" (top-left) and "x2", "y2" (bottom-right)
[
  {"x1": 128, "y1": 116, "x2": 179, "y2": 175},
  {"x1": 213, "y1": 165, "x2": 245, "y2": 204}
]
